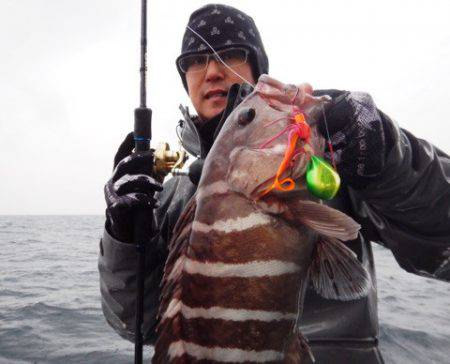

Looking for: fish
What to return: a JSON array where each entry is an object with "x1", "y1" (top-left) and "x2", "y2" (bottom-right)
[{"x1": 152, "y1": 75, "x2": 370, "y2": 363}]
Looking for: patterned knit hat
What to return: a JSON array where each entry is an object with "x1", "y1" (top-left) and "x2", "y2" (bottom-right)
[{"x1": 177, "y1": 4, "x2": 269, "y2": 91}]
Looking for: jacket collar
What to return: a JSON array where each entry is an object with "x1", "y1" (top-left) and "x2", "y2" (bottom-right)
[
  {"x1": 177, "y1": 83, "x2": 253, "y2": 160},
  {"x1": 177, "y1": 105, "x2": 203, "y2": 159}
]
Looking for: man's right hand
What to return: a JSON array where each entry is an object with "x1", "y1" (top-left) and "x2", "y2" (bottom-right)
[{"x1": 104, "y1": 132, "x2": 163, "y2": 244}]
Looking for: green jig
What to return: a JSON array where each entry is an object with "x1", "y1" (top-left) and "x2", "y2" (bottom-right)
[{"x1": 306, "y1": 156, "x2": 340, "y2": 200}]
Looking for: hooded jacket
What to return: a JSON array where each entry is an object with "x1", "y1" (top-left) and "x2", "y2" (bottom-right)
[{"x1": 98, "y1": 87, "x2": 450, "y2": 363}]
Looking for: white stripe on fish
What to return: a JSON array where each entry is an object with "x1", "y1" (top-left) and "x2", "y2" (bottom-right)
[
  {"x1": 259, "y1": 143, "x2": 286, "y2": 154},
  {"x1": 183, "y1": 257, "x2": 301, "y2": 277},
  {"x1": 192, "y1": 212, "x2": 272, "y2": 233},
  {"x1": 196, "y1": 180, "x2": 229, "y2": 201},
  {"x1": 167, "y1": 255, "x2": 300, "y2": 283},
  {"x1": 167, "y1": 255, "x2": 301, "y2": 285},
  {"x1": 162, "y1": 298, "x2": 297, "y2": 322},
  {"x1": 229, "y1": 143, "x2": 285, "y2": 156},
  {"x1": 167, "y1": 340, "x2": 284, "y2": 362}
]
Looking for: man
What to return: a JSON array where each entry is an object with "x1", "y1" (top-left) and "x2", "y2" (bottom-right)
[{"x1": 99, "y1": 4, "x2": 450, "y2": 363}]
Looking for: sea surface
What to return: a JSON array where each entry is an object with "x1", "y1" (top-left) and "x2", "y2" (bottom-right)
[{"x1": 0, "y1": 215, "x2": 449, "y2": 364}]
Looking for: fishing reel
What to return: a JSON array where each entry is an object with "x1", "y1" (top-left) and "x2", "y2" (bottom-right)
[{"x1": 152, "y1": 142, "x2": 188, "y2": 182}]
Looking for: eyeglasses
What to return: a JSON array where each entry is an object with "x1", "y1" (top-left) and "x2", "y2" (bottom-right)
[{"x1": 178, "y1": 47, "x2": 250, "y2": 74}]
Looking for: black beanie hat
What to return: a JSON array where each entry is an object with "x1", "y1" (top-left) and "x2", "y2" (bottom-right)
[{"x1": 176, "y1": 4, "x2": 269, "y2": 92}]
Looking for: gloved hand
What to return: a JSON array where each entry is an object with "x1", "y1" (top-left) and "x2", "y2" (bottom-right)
[
  {"x1": 317, "y1": 90, "x2": 395, "y2": 189},
  {"x1": 104, "y1": 132, "x2": 163, "y2": 243}
]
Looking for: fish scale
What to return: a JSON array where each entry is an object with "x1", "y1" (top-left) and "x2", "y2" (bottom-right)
[{"x1": 153, "y1": 75, "x2": 370, "y2": 363}]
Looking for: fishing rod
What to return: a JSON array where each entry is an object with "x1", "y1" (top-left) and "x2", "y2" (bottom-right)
[
  {"x1": 132, "y1": 2, "x2": 189, "y2": 363},
  {"x1": 133, "y1": 0, "x2": 151, "y2": 363}
]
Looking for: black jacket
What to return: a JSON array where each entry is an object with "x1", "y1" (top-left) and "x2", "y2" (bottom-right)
[{"x1": 98, "y1": 90, "x2": 450, "y2": 363}]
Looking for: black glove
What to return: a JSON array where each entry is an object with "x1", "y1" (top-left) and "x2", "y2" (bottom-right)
[
  {"x1": 104, "y1": 132, "x2": 163, "y2": 243},
  {"x1": 317, "y1": 90, "x2": 395, "y2": 189}
]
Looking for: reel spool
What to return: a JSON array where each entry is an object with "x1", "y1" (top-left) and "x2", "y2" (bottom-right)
[{"x1": 153, "y1": 142, "x2": 188, "y2": 182}]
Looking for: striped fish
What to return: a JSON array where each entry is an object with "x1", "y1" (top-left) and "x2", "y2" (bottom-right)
[{"x1": 153, "y1": 75, "x2": 370, "y2": 363}]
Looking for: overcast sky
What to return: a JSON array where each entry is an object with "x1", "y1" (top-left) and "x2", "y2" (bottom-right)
[{"x1": 1, "y1": 0, "x2": 449, "y2": 215}]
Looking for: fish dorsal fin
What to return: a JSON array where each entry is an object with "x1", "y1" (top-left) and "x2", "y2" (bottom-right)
[
  {"x1": 161, "y1": 195, "x2": 197, "y2": 295},
  {"x1": 153, "y1": 196, "x2": 197, "y2": 364},
  {"x1": 284, "y1": 200, "x2": 360, "y2": 241},
  {"x1": 309, "y1": 236, "x2": 371, "y2": 301}
]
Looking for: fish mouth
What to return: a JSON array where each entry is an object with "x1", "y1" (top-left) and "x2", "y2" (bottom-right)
[
  {"x1": 227, "y1": 143, "x2": 309, "y2": 205},
  {"x1": 249, "y1": 149, "x2": 310, "y2": 201},
  {"x1": 250, "y1": 171, "x2": 298, "y2": 201}
]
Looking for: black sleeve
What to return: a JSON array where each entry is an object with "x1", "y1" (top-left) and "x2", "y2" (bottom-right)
[
  {"x1": 98, "y1": 175, "x2": 196, "y2": 344},
  {"x1": 347, "y1": 111, "x2": 450, "y2": 281}
]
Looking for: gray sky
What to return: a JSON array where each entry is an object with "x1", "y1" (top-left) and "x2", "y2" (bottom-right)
[{"x1": 1, "y1": 0, "x2": 449, "y2": 215}]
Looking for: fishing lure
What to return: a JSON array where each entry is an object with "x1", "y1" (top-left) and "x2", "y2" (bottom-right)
[
  {"x1": 306, "y1": 155, "x2": 341, "y2": 200},
  {"x1": 259, "y1": 106, "x2": 340, "y2": 200}
]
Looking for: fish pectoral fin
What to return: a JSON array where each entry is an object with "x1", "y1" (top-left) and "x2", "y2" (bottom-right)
[
  {"x1": 309, "y1": 236, "x2": 371, "y2": 301},
  {"x1": 283, "y1": 199, "x2": 368, "y2": 300},
  {"x1": 284, "y1": 200, "x2": 360, "y2": 241},
  {"x1": 283, "y1": 330, "x2": 315, "y2": 364}
]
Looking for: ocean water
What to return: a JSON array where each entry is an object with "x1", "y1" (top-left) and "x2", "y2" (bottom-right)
[{"x1": 0, "y1": 215, "x2": 449, "y2": 364}]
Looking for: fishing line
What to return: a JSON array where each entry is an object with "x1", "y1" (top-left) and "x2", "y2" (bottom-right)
[
  {"x1": 320, "y1": 104, "x2": 337, "y2": 170},
  {"x1": 186, "y1": 25, "x2": 256, "y2": 88},
  {"x1": 186, "y1": 25, "x2": 339, "y2": 179}
]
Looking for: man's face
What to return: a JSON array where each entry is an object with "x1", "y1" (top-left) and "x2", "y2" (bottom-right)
[{"x1": 186, "y1": 55, "x2": 255, "y2": 122}]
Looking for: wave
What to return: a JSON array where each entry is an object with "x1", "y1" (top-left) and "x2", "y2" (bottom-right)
[{"x1": 379, "y1": 324, "x2": 450, "y2": 363}]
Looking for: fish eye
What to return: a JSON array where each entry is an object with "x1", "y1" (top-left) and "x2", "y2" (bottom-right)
[
  {"x1": 238, "y1": 107, "x2": 256, "y2": 126},
  {"x1": 240, "y1": 85, "x2": 250, "y2": 99}
]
